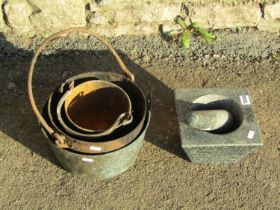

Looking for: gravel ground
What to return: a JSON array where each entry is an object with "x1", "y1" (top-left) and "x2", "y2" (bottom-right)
[{"x1": 0, "y1": 28, "x2": 279, "y2": 209}]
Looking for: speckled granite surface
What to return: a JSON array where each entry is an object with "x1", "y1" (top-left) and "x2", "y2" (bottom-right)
[{"x1": 175, "y1": 88, "x2": 263, "y2": 164}]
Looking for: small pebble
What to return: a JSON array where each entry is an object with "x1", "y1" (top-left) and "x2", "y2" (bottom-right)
[
  {"x1": 130, "y1": 49, "x2": 138, "y2": 59},
  {"x1": 7, "y1": 82, "x2": 16, "y2": 90},
  {"x1": 62, "y1": 71, "x2": 68, "y2": 78},
  {"x1": 143, "y1": 55, "x2": 151, "y2": 63}
]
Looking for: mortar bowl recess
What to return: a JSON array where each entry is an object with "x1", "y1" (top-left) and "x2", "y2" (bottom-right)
[{"x1": 190, "y1": 94, "x2": 244, "y2": 134}]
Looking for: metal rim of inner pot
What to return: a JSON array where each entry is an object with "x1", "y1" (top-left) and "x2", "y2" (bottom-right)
[
  {"x1": 47, "y1": 72, "x2": 148, "y2": 154},
  {"x1": 56, "y1": 79, "x2": 133, "y2": 137},
  {"x1": 28, "y1": 27, "x2": 148, "y2": 154}
]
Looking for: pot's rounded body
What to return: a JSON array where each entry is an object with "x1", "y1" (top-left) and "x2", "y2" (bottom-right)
[
  {"x1": 28, "y1": 28, "x2": 150, "y2": 180},
  {"x1": 43, "y1": 110, "x2": 150, "y2": 180}
]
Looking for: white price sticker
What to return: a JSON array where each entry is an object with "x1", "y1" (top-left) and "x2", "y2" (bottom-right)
[
  {"x1": 247, "y1": 130, "x2": 255, "y2": 139},
  {"x1": 89, "y1": 146, "x2": 102, "y2": 151},
  {"x1": 240, "y1": 95, "x2": 251, "y2": 105},
  {"x1": 82, "y1": 158, "x2": 94, "y2": 163}
]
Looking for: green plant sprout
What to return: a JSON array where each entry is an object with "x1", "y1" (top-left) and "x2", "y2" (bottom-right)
[{"x1": 167, "y1": 15, "x2": 217, "y2": 48}]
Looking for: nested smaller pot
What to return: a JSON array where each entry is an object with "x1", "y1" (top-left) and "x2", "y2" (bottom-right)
[
  {"x1": 47, "y1": 72, "x2": 148, "y2": 154},
  {"x1": 56, "y1": 79, "x2": 133, "y2": 137}
]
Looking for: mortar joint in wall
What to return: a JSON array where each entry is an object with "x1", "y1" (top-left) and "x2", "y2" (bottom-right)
[{"x1": 259, "y1": 2, "x2": 266, "y2": 19}]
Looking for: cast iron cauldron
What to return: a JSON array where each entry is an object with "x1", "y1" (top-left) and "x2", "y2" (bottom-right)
[{"x1": 28, "y1": 27, "x2": 151, "y2": 179}]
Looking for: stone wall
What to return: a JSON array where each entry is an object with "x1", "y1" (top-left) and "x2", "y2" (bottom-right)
[{"x1": 0, "y1": 0, "x2": 279, "y2": 46}]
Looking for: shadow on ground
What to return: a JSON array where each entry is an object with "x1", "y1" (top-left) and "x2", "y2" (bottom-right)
[{"x1": 0, "y1": 32, "x2": 188, "y2": 168}]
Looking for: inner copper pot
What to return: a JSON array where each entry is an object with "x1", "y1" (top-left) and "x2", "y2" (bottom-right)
[{"x1": 64, "y1": 80, "x2": 132, "y2": 132}]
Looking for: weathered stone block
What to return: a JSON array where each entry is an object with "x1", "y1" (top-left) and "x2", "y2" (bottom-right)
[
  {"x1": 28, "y1": 0, "x2": 86, "y2": 37},
  {"x1": 87, "y1": 14, "x2": 110, "y2": 26},
  {"x1": 191, "y1": 4, "x2": 261, "y2": 28},
  {"x1": 139, "y1": 3, "x2": 181, "y2": 23},
  {"x1": 103, "y1": 3, "x2": 180, "y2": 25},
  {"x1": 0, "y1": 0, "x2": 4, "y2": 31},
  {"x1": 3, "y1": 0, "x2": 35, "y2": 36},
  {"x1": 175, "y1": 88, "x2": 263, "y2": 164},
  {"x1": 257, "y1": 19, "x2": 280, "y2": 32},
  {"x1": 1, "y1": 0, "x2": 86, "y2": 38},
  {"x1": 264, "y1": 2, "x2": 280, "y2": 20},
  {"x1": 114, "y1": 7, "x2": 140, "y2": 24}
]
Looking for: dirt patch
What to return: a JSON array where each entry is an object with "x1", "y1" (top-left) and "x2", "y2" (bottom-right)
[{"x1": 0, "y1": 28, "x2": 279, "y2": 209}]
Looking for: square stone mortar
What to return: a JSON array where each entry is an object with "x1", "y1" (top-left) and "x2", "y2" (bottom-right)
[{"x1": 175, "y1": 88, "x2": 263, "y2": 164}]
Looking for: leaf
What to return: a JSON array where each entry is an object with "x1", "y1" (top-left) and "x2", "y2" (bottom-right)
[
  {"x1": 197, "y1": 28, "x2": 217, "y2": 42},
  {"x1": 190, "y1": 22, "x2": 200, "y2": 29},
  {"x1": 182, "y1": 31, "x2": 190, "y2": 48},
  {"x1": 175, "y1": 16, "x2": 186, "y2": 29}
]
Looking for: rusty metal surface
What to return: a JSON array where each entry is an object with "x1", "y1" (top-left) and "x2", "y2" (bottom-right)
[
  {"x1": 45, "y1": 72, "x2": 148, "y2": 154},
  {"x1": 57, "y1": 80, "x2": 133, "y2": 137}
]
